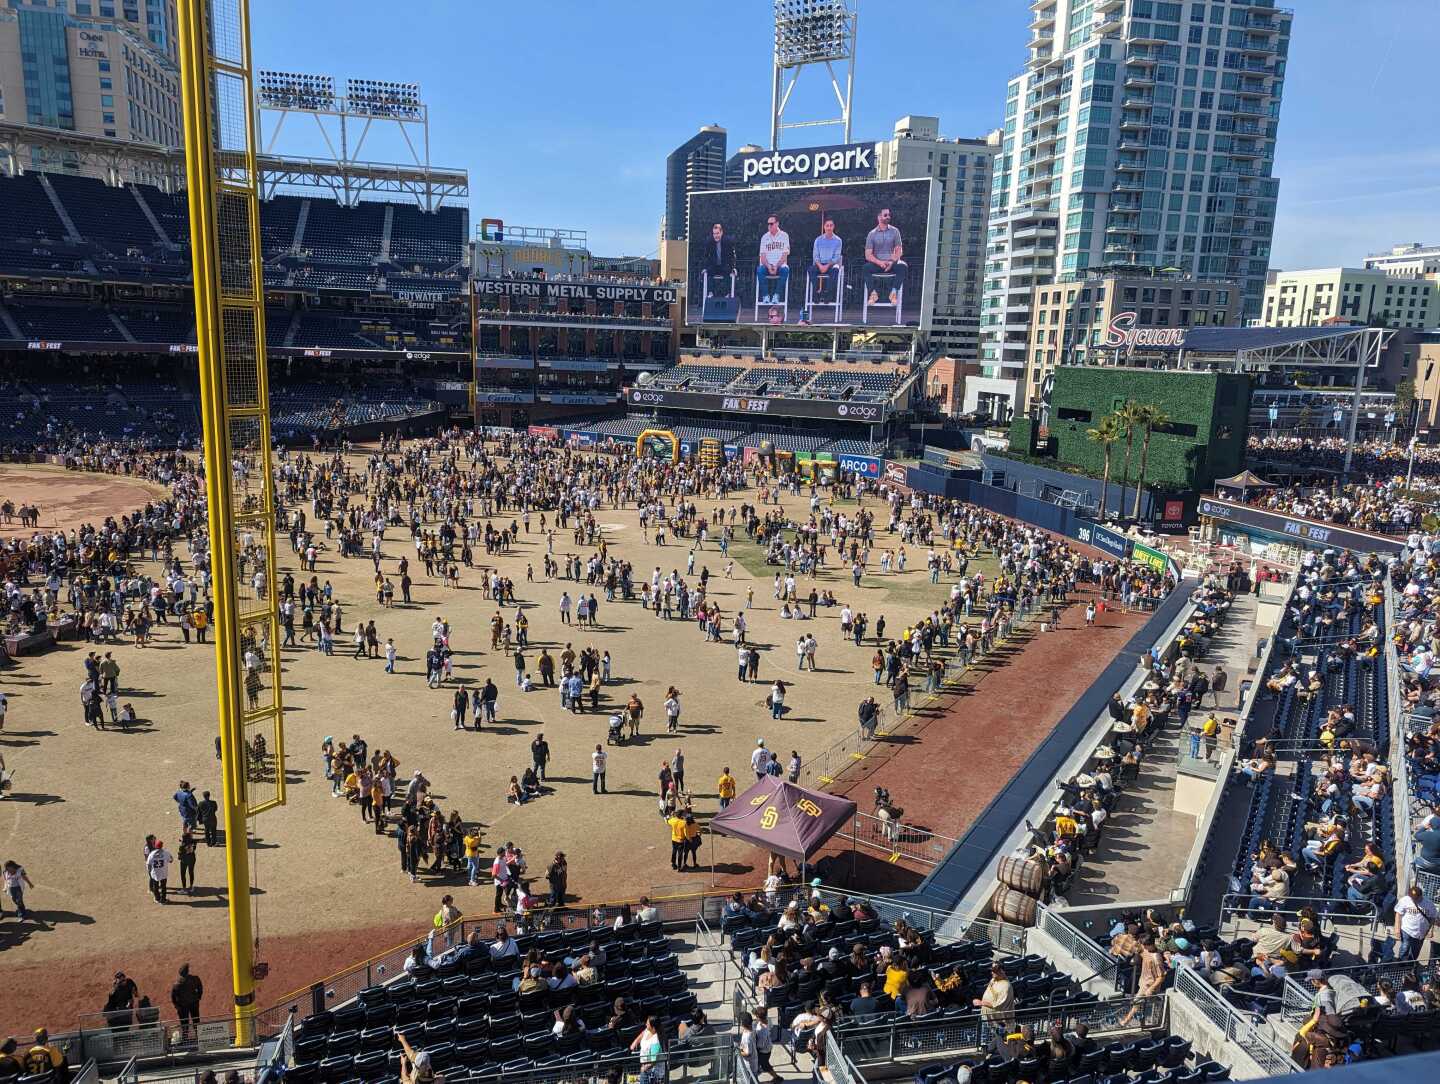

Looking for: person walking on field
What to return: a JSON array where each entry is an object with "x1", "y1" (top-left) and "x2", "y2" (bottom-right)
[
  {"x1": 2, "y1": 860, "x2": 35, "y2": 920},
  {"x1": 531, "y1": 734, "x2": 551, "y2": 783}
]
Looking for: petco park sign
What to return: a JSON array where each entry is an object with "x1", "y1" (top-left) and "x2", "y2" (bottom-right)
[
  {"x1": 1104, "y1": 311, "x2": 1186, "y2": 350},
  {"x1": 735, "y1": 142, "x2": 878, "y2": 185}
]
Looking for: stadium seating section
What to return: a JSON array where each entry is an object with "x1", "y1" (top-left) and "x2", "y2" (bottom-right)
[
  {"x1": 0, "y1": 172, "x2": 468, "y2": 294},
  {"x1": 284, "y1": 920, "x2": 696, "y2": 1084},
  {"x1": 642, "y1": 360, "x2": 907, "y2": 404}
]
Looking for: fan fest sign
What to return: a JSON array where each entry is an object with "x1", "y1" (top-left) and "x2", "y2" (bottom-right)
[{"x1": 1104, "y1": 311, "x2": 1187, "y2": 350}]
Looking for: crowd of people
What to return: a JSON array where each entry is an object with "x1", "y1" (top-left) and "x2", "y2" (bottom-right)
[
  {"x1": 1248, "y1": 434, "x2": 1440, "y2": 482},
  {"x1": 1015, "y1": 578, "x2": 1234, "y2": 897},
  {"x1": 0, "y1": 420, "x2": 1212, "y2": 1061},
  {"x1": 1237, "y1": 480, "x2": 1429, "y2": 537}
]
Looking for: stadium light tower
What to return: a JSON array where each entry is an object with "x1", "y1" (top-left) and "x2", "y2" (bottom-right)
[
  {"x1": 770, "y1": 0, "x2": 857, "y2": 150},
  {"x1": 256, "y1": 71, "x2": 433, "y2": 206}
]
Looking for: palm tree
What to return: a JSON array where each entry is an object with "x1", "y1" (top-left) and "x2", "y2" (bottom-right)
[
  {"x1": 1115, "y1": 401, "x2": 1144, "y2": 512},
  {"x1": 1086, "y1": 415, "x2": 1123, "y2": 518},
  {"x1": 1131, "y1": 404, "x2": 1172, "y2": 520}
]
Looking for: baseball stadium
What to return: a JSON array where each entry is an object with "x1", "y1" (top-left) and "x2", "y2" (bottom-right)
[{"x1": 0, "y1": 4, "x2": 1436, "y2": 1084}]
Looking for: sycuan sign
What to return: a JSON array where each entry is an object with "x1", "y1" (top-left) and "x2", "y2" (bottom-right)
[{"x1": 1103, "y1": 310, "x2": 1187, "y2": 350}]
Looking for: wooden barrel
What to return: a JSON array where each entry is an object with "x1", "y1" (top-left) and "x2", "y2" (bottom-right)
[
  {"x1": 991, "y1": 884, "x2": 1039, "y2": 927},
  {"x1": 996, "y1": 855, "x2": 1047, "y2": 897}
]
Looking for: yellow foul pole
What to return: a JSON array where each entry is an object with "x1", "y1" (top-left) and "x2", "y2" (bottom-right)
[{"x1": 177, "y1": 0, "x2": 286, "y2": 1044}]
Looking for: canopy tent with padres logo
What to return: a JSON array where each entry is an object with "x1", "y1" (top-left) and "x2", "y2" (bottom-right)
[{"x1": 706, "y1": 776, "x2": 856, "y2": 881}]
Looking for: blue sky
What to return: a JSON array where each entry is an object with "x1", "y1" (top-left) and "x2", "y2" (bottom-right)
[{"x1": 251, "y1": 0, "x2": 1440, "y2": 268}]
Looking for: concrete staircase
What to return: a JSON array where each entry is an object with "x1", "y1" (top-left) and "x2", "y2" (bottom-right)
[
  {"x1": 0, "y1": 300, "x2": 24, "y2": 340},
  {"x1": 37, "y1": 172, "x2": 83, "y2": 243},
  {"x1": 379, "y1": 204, "x2": 394, "y2": 262},
  {"x1": 130, "y1": 184, "x2": 176, "y2": 248},
  {"x1": 292, "y1": 199, "x2": 311, "y2": 251},
  {"x1": 108, "y1": 311, "x2": 138, "y2": 343}
]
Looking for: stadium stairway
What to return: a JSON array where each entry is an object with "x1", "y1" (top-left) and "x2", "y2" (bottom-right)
[
  {"x1": 108, "y1": 311, "x2": 138, "y2": 343},
  {"x1": 130, "y1": 184, "x2": 176, "y2": 248},
  {"x1": 0, "y1": 300, "x2": 23, "y2": 340},
  {"x1": 683, "y1": 922, "x2": 739, "y2": 1034},
  {"x1": 293, "y1": 199, "x2": 312, "y2": 251},
  {"x1": 380, "y1": 205, "x2": 395, "y2": 262},
  {"x1": 37, "y1": 172, "x2": 83, "y2": 243}
]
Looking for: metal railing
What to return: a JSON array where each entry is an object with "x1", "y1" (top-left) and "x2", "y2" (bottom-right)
[
  {"x1": 798, "y1": 599, "x2": 1046, "y2": 791},
  {"x1": 49, "y1": 1012, "x2": 248, "y2": 1066},
  {"x1": 465, "y1": 1036, "x2": 735, "y2": 1084},
  {"x1": 1219, "y1": 892, "x2": 1379, "y2": 934},
  {"x1": 1279, "y1": 957, "x2": 1440, "y2": 1024},
  {"x1": 1035, "y1": 903, "x2": 1121, "y2": 989},
  {"x1": 1388, "y1": 582, "x2": 1420, "y2": 895},
  {"x1": 832, "y1": 995, "x2": 1167, "y2": 1069},
  {"x1": 1171, "y1": 967, "x2": 1298, "y2": 1076},
  {"x1": 832, "y1": 810, "x2": 961, "y2": 868},
  {"x1": 826, "y1": 1031, "x2": 860, "y2": 1084}
]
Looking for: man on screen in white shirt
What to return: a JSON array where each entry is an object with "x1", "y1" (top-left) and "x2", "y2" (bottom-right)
[{"x1": 756, "y1": 215, "x2": 791, "y2": 305}]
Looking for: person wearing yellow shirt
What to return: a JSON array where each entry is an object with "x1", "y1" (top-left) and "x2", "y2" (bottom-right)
[
  {"x1": 1054, "y1": 812, "x2": 1079, "y2": 839},
  {"x1": 882, "y1": 952, "x2": 909, "y2": 999},
  {"x1": 1201, "y1": 714, "x2": 1219, "y2": 761},
  {"x1": 667, "y1": 814, "x2": 687, "y2": 871},
  {"x1": 342, "y1": 770, "x2": 360, "y2": 802},
  {"x1": 717, "y1": 768, "x2": 737, "y2": 810},
  {"x1": 192, "y1": 608, "x2": 208, "y2": 644},
  {"x1": 1131, "y1": 701, "x2": 1150, "y2": 735}
]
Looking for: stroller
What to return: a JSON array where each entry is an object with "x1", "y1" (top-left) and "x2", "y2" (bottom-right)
[{"x1": 607, "y1": 712, "x2": 626, "y2": 745}]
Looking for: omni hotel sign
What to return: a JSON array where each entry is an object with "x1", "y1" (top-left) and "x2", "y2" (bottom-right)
[{"x1": 1104, "y1": 311, "x2": 1187, "y2": 350}]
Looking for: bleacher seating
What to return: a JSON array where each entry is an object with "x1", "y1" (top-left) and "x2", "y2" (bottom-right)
[
  {"x1": 302, "y1": 199, "x2": 386, "y2": 266},
  {"x1": 2, "y1": 174, "x2": 68, "y2": 243},
  {"x1": 821, "y1": 438, "x2": 885, "y2": 457},
  {"x1": 47, "y1": 173, "x2": 161, "y2": 251},
  {"x1": 388, "y1": 205, "x2": 467, "y2": 271},
  {"x1": 284, "y1": 919, "x2": 696, "y2": 1084},
  {"x1": 730, "y1": 367, "x2": 813, "y2": 392},
  {"x1": 741, "y1": 431, "x2": 828, "y2": 452},
  {"x1": 904, "y1": 1040, "x2": 1226, "y2": 1084},
  {"x1": 138, "y1": 184, "x2": 193, "y2": 248},
  {"x1": 647, "y1": 365, "x2": 742, "y2": 390},
  {"x1": 118, "y1": 307, "x2": 193, "y2": 345},
  {"x1": 7, "y1": 302, "x2": 126, "y2": 342},
  {"x1": 0, "y1": 174, "x2": 471, "y2": 302}
]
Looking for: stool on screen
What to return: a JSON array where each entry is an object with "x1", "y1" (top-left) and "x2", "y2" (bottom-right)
[
  {"x1": 701, "y1": 269, "x2": 737, "y2": 322},
  {"x1": 754, "y1": 269, "x2": 790, "y2": 323},
  {"x1": 861, "y1": 269, "x2": 905, "y2": 326},
  {"x1": 804, "y1": 263, "x2": 844, "y2": 324}
]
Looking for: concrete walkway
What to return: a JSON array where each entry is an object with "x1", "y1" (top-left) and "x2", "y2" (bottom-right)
[{"x1": 1064, "y1": 592, "x2": 1263, "y2": 909}]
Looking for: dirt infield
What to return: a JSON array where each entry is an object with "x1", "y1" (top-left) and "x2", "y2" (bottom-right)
[
  {"x1": 0, "y1": 455, "x2": 1134, "y2": 1037},
  {"x1": 0, "y1": 463, "x2": 171, "y2": 539}
]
